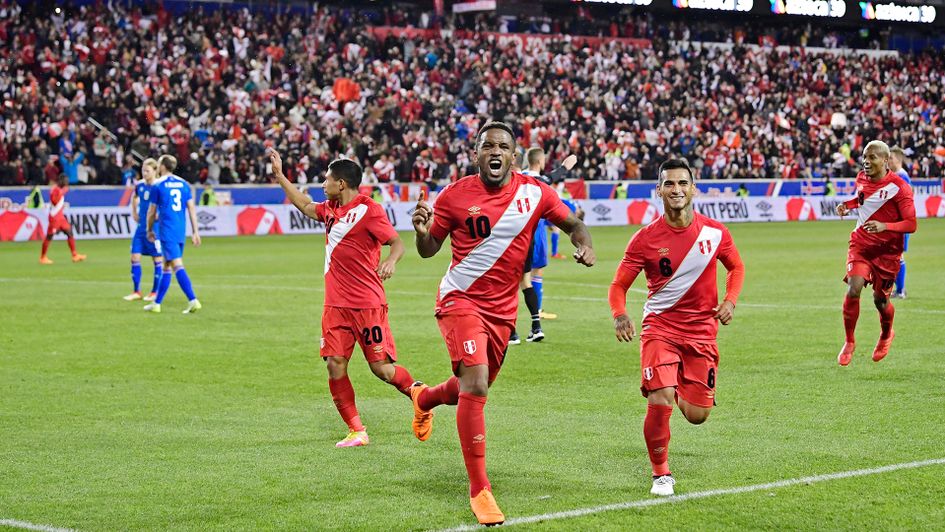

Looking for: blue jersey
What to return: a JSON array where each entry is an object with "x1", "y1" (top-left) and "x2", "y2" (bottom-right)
[
  {"x1": 151, "y1": 175, "x2": 193, "y2": 242},
  {"x1": 134, "y1": 180, "x2": 155, "y2": 233},
  {"x1": 896, "y1": 169, "x2": 911, "y2": 185}
]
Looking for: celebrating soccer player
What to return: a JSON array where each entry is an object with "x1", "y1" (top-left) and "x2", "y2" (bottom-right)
[
  {"x1": 409, "y1": 121, "x2": 595, "y2": 525},
  {"x1": 836, "y1": 141, "x2": 916, "y2": 365},
  {"x1": 123, "y1": 158, "x2": 164, "y2": 302},
  {"x1": 608, "y1": 158, "x2": 745, "y2": 497},
  {"x1": 267, "y1": 147, "x2": 419, "y2": 448},
  {"x1": 144, "y1": 155, "x2": 202, "y2": 314},
  {"x1": 39, "y1": 173, "x2": 86, "y2": 265}
]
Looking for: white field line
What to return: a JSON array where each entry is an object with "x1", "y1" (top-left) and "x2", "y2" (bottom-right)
[
  {"x1": 431, "y1": 457, "x2": 945, "y2": 532},
  {"x1": 0, "y1": 519, "x2": 75, "y2": 532},
  {"x1": 4, "y1": 278, "x2": 945, "y2": 315}
]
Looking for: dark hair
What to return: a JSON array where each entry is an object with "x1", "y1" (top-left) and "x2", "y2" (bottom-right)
[
  {"x1": 327, "y1": 158, "x2": 363, "y2": 188},
  {"x1": 658, "y1": 158, "x2": 694, "y2": 183},
  {"x1": 476, "y1": 121, "x2": 515, "y2": 143}
]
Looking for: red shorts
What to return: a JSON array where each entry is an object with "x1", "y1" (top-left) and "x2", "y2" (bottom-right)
[
  {"x1": 320, "y1": 305, "x2": 396, "y2": 363},
  {"x1": 640, "y1": 335, "x2": 719, "y2": 408},
  {"x1": 436, "y1": 311, "x2": 514, "y2": 385},
  {"x1": 47, "y1": 216, "x2": 71, "y2": 234},
  {"x1": 846, "y1": 248, "x2": 899, "y2": 296}
]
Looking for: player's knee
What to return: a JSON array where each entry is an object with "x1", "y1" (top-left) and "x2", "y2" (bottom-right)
[
  {"x1": 325, "y1": 357, "x2": 348, "y2": 378},
  {"x1": 682, "y1": 408, "x2": 711, "y2": 425},
  {"x1": 873, "y1": 295, "x2": 888, "y2": 309},
  {"x1": 369, "y1": 361, "x2": 394, "y2": 381}
]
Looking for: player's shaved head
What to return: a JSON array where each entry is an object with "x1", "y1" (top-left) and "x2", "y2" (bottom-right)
[
  {"x1": 158, "y1": 154, "x2": 178, "y2": 174},
  {"x1": 327, "y1": 158, "x2": 362, "y2": 189}
]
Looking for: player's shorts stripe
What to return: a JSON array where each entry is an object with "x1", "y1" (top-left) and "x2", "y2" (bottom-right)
[
  {"x1": 438, "y1": 183, "x2": 541, "y2": 299},
  {"x1": 325, "y1": 204, "x2": 369, "y2": 274},
  {"x1": 855, "y1": 183, "x2": 900, "y2": 229},
  {"x1": 643, "y1": 225, "x2": 722, "y2": 317}
]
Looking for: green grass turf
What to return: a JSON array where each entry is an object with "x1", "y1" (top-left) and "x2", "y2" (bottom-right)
[{"x1": 1, "y1": 219, "x2": 944, "y2": 531}]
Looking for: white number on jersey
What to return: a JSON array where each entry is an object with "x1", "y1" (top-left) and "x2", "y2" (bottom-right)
[{"x1": 170, "y1": 189, "x2": 182, "y2": 212}]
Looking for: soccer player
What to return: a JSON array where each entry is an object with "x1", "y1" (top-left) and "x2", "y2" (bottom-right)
[
  {"x1": 123, "y1": 158, "x2": 164, "y2": 301},
  {"x1": 144, "y1": 155, "x2": 202, "y2": 314},
  {"x1": 836, "y1": 141, "x2": 916, "y2": 365},
  {"x1": 410, "y1": 122, "x2": 595, "y2": 524},
  {"x1": 39, "y1": 173, "x2": 86, "y2": 264},
  {"x1": 267, "y1": 147, "x2": 418, "y2": 448},
  {"x1": 888, "y1": 146, "x2": 912, "y2": 299},
  {"x1": 609, "y1": 158, "x2": 745, "y2": 497}
]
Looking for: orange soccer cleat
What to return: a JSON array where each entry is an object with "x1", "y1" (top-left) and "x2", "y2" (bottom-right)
[
  {"x1": 837, "y1": 342, "x2": 855, "y2": 366},
  {"x1": 409, "y1": 381, "x2": 434, "y2": 441},
  {"x1": 39, "y1": 256, "x2": 54, "y2": 265},
  {"x1": 470, "y1": 489, "x2": 505, "y2": 526},
  {"x1": 72, "y1": 253, "x2": 87, "y2": 263},
  {"x1": 872, "y1": 330, "x2": 895, "y2": 362},
  {"x1": 550, "y1": 253, "x2": 567, "y2": 260}
]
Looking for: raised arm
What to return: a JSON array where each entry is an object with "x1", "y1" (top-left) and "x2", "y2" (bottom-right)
[
  {"x1": 267, "y1": 147, "x2": 320, "y2": 220},
  {"x1": 412, "y1": 189, "x2": 443, "y2": 258}
]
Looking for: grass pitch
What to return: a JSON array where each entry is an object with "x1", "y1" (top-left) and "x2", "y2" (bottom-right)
[{"x1": 2, "y1": 219, "x2": 944, "y2": 530}]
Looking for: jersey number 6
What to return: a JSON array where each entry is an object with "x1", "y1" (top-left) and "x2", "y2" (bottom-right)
[{"x1": 659, "y1": 257, "x2": 673, "y2": 277}]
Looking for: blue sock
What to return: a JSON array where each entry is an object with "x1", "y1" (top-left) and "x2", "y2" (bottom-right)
[
  {"x1": 150, "y1": 260, "x2": 163, "y2": 294},
  {"x1": 895, "y1": 260, "x2": 906, "y2": 295},
  {"x1": 156, "y1": 268, "x2": 173, "y2": 304},
  {"x1": 175, "y1": 266, "x2": 197, "y2": 301},
  {"x1": 533, "y1": 275, "x2": 544, "y2": 311},
  {"x1": 131, "y1": 261, "x2": 142, "y2": 292},
  {"x1": 550, "y1": 232, "x2": 560, "y2": 256}
]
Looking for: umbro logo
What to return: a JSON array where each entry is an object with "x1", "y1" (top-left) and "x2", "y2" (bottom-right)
[
  {"x1": 473, "y1": 434, "x2": 485, "y2": 442},
  {"x1": 197, "y1": 211, "x2": 216, "y2": 224},
  {"x1": 755, "y1": 201, "x2": 772, "y2": 212},
  {"x1": 592, "y1": 204, "x2": 610, "y2": 216},
  {"x1": 468, "y1": 206, "x2": 481, "y2": 216},
  {"x1": 658, "y1": 247, "x2": 670, "y2": 256}
]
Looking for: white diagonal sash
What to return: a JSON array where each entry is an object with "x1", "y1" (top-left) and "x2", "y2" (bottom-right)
[
  {"x1": 325, "y1": 204, "x2": 369, "y2": 274},
  {"x1": 438, "y1": 183, "x2": 542, "y2": 299},
  {"x1": 855, "y1": 182, "x2": 900, "y2": 229},
  {"x1": 643, "y1": 225, "x2": 723, "y2": 317}
]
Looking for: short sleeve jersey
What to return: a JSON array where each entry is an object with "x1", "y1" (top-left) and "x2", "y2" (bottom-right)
[
  {"x1": 430, "y1": 172, "x2": 571, "y2": 320},
  {"x1": 314, "y1": 194, "x2": 398, "y2": 309},
  {"x1": 134, "y1": 180, "x2": 155, "y2": 233},
  {"x1": 49, "y1": 185, "x2": 67, "y2": 221},
  {"x1": 150, "y1": 175, "x2": 193, "y2": 242},
  {"x1": 848, "y1": 170, "x2": 915, "y2": 257},
  {"x1": 616, "y1": 213, "x2": 738, "y2": 342}
]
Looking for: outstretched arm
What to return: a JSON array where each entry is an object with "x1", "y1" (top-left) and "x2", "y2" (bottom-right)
[
  {"x1": 553, "y1": 212, "x2": 595, "y2": 267},
  {"x1": 267, "y1": 147, "x2": 320, "y2": 220}
]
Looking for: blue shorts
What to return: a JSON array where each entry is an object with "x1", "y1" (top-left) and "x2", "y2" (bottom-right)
[
  {"x1": 531, "y1": 219, "x2": 549, "y2": 270},
  {"x1": 562, "y1": 199, "x2": 578, "y2": 213},
  {"x1": 903, "y1": 233, "x2": 910, "y2": 253},
  {"x1": 161, "y1": 240, "x2": 185, "y2": 261},
  {"x1": 131, "y1": 231, "x2": 162, "y2": 257}
]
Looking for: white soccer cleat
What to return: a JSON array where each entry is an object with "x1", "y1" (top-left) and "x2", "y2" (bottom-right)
[
  {"x1": 143, "y1": 292, "x2": 157, "y2": 302},
  {"x1": 123, "y1": 292, "x2": 143, "y2": 301},
  {"x1": 182, "y1": 299, "x2": 202, "y2": 314},
  {"x1": 651, "y1": 475, "x2": 675, "y2": 496},
  {"x1": 143, "y1": 302, "x2": 161, "y2": 313}
]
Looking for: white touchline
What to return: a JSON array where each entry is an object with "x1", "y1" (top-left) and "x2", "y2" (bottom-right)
[
  {"x1": 0, "y1": 519, "x2": 76, "y2": 532},
  {"x1": 431, "y1": 458, "x2": 945, "y2": 532}
]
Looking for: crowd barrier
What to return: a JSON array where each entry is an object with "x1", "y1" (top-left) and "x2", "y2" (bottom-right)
[{"x1": 2, "y1": 196, "x2": 942, "y2": 242}]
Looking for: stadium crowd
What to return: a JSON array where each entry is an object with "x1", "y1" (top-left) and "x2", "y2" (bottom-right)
[{"x1": 1, "y1": 0, "x2": 944, "y2": 187}]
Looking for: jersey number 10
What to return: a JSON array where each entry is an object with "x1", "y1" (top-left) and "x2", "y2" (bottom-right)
[{"x1": 464, "y1": 216, "x2": 492, "y2": 239}]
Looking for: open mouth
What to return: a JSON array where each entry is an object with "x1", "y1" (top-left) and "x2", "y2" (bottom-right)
[{"x1": 488, "y1": 160, "x2": 503, "y2": 172}]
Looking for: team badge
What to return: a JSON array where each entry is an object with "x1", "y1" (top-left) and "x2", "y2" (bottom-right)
[
  {"x1": 698, "y1": 240, "x2": 713, "y2": 255},
  {"x1": 463, "y1": 339, "x2": 477, "y2": 355},
  {"x1": 643, "y1": 367, "x2": 654, "y2": 380},
  {"x1": 515, "y1": 198, "x2": 532, "y2": 214}
]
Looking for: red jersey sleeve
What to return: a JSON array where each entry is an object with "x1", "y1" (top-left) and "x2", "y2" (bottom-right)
[
  {"x1": 50, "y1": 187, "x2": 62, "y2": 205},
  {"x1": 430, "y1": 186, "x2": 453, "y2": 242},
  {"x1": 538, "y1": 181, "x2": 571, "y2": 224},
  {"x1": 313, "y1": 202, "x2": 327, "y2": 222},
  {"x1": 366, "y1": 202, "x2": 398, "y2": 244},
  {"x1": 608, "y1": 230, "x2": 646, "y2": 318},
  {"x1": 885, "y1": 182, "x2": 917, "y2": 233},
  {"x1": 717, "y1": 227, "x2": 745, "y2": 305}
]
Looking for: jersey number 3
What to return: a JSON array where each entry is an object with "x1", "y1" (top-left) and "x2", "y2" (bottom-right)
[{"x1": 170, "y1": 189, "x2": 183, "y2": 212}]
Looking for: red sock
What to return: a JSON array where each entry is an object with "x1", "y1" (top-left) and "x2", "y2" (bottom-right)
[
  {"x1": 419, "y1": 376, "x2": 460, "y2": 411},
  {"x1": 644, "y1": 404, "x2": 673, "y2": 476},
  {"x1": 67, "y1": 235, "x2": 77, "y2": 255},
  {"x1": 41, "y1": 239, "x2": 51, "y2": 257},
  {"x1": 457, "y1": 392, "x2": 490, "y2": 496},
  {"x1": 328, "y1": 376, "x2": 364, "y2": 432},
  {"x1": 879, "y1": 302, "x2": 895, "y2": 339},
  {"x1": 842, "y1": 295, "x2": 860, "y2": 344},
  {"x1": 388, "y1": 365, "x2": 414, "y2": 397}
]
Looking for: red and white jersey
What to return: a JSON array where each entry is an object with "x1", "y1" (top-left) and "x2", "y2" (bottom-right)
[
  {"x1": 615, "y1": 214, "x2": 742, "y2": 342},
  {"x1": 315, "y1": 194, "x2": 398, "y2": 309},
  {"x1": 237, "y1": 207, "x2": 283, "y2": 235},
  {"x1": 431, "y1": 172, "x2": 571, "y2": 320},
  {"x1": 49, "y1": 185, "x2": 68, "y2": 221},
  {"x1": 0, "y1": 210, "x2": 44, "y2": 241},
  {"x1": 847, "y1": 170, "x2": 915, "y2": 257}
]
